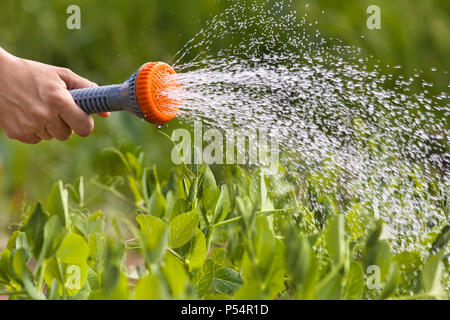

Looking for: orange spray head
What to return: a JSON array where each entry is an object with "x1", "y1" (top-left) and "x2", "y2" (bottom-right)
[
  {"x1": 70, "y1": 62, "x2": 181, "y2": 126},
  {"x1": 136, "y1": 62, "x2": 180, "y2": 125}
]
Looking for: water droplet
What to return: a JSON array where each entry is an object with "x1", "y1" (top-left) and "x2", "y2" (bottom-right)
[{"x1": 167, "y1": 0, "x2": 448, "y2": 251}]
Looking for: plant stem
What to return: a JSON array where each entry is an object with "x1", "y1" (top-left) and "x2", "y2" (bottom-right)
[
  {"x1": 92, "y1": 179, "x2": 148, "y2": 213},
  {"x1": 205, "y1": 228, "x2": 213, "y2": 253},
  {"x1": 213, "y1": 216, "x2": 242, "y2": 228},
  {"x1": 0, "y1": 290, "x2": 25, "y2": 296},
  {"x1": 37, "y1": 265, "x2": 45, "y2": 292},
  {"x1": 168, "y1": 248, "x2": 185, "y2": 263},
  {"x1": 212, "y1": 207, "x2": 299, "y2": 229}
]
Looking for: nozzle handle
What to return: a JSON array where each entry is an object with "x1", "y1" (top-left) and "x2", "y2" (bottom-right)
[{"x1": 70, "y1": 85, "x2": 123, "y2": 114}]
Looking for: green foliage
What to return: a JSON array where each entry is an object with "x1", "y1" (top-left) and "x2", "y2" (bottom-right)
[
  {"x1": 0, "y1": 148, "x2": 447, "y2": 300},
  {"x1": 0, "y1": 7, "x2": 447, "y2": 303},
  {"x1": 169, "y1": 211, "x2": 199, "y2": 249},
  {"x1": 0, "y1": 0, "x2": 448, "y2": 228}
]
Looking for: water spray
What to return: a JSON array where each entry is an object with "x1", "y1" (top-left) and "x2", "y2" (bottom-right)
[{"x1": 70, "y1": 62, "x2": 180, "y2": 125}]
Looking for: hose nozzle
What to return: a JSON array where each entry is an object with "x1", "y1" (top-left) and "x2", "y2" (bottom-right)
[{"x1": 70, "y1": 62, "x2": 180, "y2": 125}]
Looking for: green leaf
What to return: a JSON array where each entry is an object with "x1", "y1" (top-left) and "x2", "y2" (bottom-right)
[
  {"x1": 141, "y1": 168, "x2": 150, "y2": 202},
  {"x1": 97, "y1": 240, "x2": 126, "y2": 297},
  {"x1": 209, "y1": 248, "x2": 226, "y2": 265},
  {"x1": 92, "y1": 273, "x2": 129, "y2": 300},
  {"x1": 188, "y1": 177, "x2": 199, "y2": 203},
  {"x1": 185, "y1": 229, "x2": 206, "y2": 271},
  {"x1": 234, "y1": 281, "x2": 262, "y2": 300},
  {"x1": 236, "y1": 196, "x2": 254, "y2": 230},
  {"x1": 239, "y1": 217, "x2": 285, "y2": 299},
  {"x1": 249, "y1": 175, "x2": 262, "y2": 210},
  {"x1": 326, "y1": 214, "x2": 348, "y2": 266},
  {"x1": 170, "y1": 198, "x2": 190, "y2": 219},
  {"x1": 22, "y1": 203, "x2": 48, "y2": 259},
  {"x1": 136, "y1": 214, "x2": 168, "y2": 264},
  {"x1": 192, "y1": 259, "x2": 214, "y2": 297},
  {"x1": 126, "y1": 152, "x2": 143, "y2": 178},
  {"x1": 11, "y1": 248, "x2": 44, "y2": 299},
  {"x1": 148, "y1": 190, "x2": 167, "y2": 218},
  {"x1": 211, "y1": 265, "x2": 243, "y2": 295},
  {"x1": 0, "y1": 250, "x2": 11, "y2": 283},
  {"x1": 163, "y1": 169, "x2": 179, "y2": 195},
  {"x1": 128, "y1": 176, "x2": 143, "y2": 206},
  {"x1": 213, "y1": 185, "x2": 230, "y2": 224},
  {"x1": 363, "y1": 239, "x2": 393, "y2": 280},
  {"x1": 163, "y1": 254, "x2": 188, "y2": 296},
  {"x1": 57, "y1": 233, "x2": 89, "y2": 265},
  {"x1": 46, "y1": 181, "x2": 69, "y2": 228},
  {"x1": 181, "y1": 178, "x2": 190, "y2": 199},
  {"x1": 56, "y1": 233, "x2": 89, "y2": 295},
  {"x1": 70, "y1": 281, "x2": 92, "y2": 300},
  {"x1": 392, "y1": 251, "x2": 422, "y2": 294},
  {"x1": 135, "y1": 273, "x2": 166, "y2": 300},
  {"x1": 259, "y1": 174, "x2": 272, "y2": 211},
  {"x1": 69, "y1": 176, "x2": 85, "y2": 207},
  {"x1": 165, "y1": 190, "x2": 176, "y2": 218},
  {"x1": 136, "y1": 214, "x2": 168, "y2": 249},
  {"x1": 344, "y1": 261, "x2": 365, "y2": 300},
  {"x1": 365, "y1": 220, "x2": 383, "y2": 248},
  {"x1": 11, "y1": 248, "x2": 29, "y2": 283},
  {"x1": 73, "y1": 215, "x2": 88, "y2": 237},
  {"x1": 15, "y1": 232, "x2": 30, "y2": 251},
  {"x1": 314, "y1": 195, "x2": 337, "y2": 229},
  {"x1": 430, "y1": 225, "x2": 450, "y2": 254},
  {"x1": 87, "y1": 211, "x2": 106, "y2": 236},
  {"x1": 40, "y1": 215, "x2": 65, "y2": 261},
  {"x1": 87, "y1": 265, "x2": 99, "y2": 290},
  {"x1": 46, "y1": 279, "x2": 61, "y2": 300},
  {"x1": 142, "y1": 167, "x2": 161, "y2": 202},
  {"x1": 6, "y1": 231, "x2": 20, "y2": 251},
  {"x1": 316, "y1": 267, "x2": 342, "y2": 300},
  {"x1": 380, "y1": 262, "x2": 399, "y2": 300},
  {"x1": 44, "y1": 257, "x2": 64, "y2": 289},
  {"x1": 346, "y1": 203, "x2": 368, "y2": 239},
  {"x1": 22, "y1": 270, "x2": 45, "y2": 300},
  {"x1": 88, "y1": 233, "x2": 107, "y2": 270},
  {"x1": 422, "y1": 252, "x2": 445, "y2": 296},
  {"x1": 169, "y1": 211, "x2": 199, "y2": 249},
  {"x1": 285, "y1": 228, "x2": 316, "y2": 297},
  {"x1": 202, "y1": 166, "x2": 220, "y2": 212}
]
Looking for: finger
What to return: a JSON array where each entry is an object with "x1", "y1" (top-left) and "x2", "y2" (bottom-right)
[
  {"x1": 36, "y1": 125, "x2": 52, "y2": 141},
  {"x1": 46, "y1": 116, "x2": 73, "y2": 141},
  {"x1": 55, "y1": 67, "x2": 97, "y2": 90},
  {"x1": 19, "y1": 134, "x2": 41, "y2": 145},
  {"x1": 57, "y1": 90, "x2": 94, "y2": 137},
  {"x1": 97, "y1": 112, "x2": 110, "y2": 117}
]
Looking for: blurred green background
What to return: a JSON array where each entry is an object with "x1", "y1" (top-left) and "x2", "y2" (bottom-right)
[{"x1": 0, "y1": 0, "x2": 448, "y2": 239}]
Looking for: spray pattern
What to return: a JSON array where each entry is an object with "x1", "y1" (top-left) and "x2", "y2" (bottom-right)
[{"x1": 162, "y1": 1, "x2": 449, "y2": 251}]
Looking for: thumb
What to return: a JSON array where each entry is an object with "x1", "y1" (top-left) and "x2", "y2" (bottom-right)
[{"x1": 55, "y1": 67, "x2": 97, "y2": 90}]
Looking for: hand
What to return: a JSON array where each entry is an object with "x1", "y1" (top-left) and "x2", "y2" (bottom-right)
[{"x1": 0, "y1": 48, "x2": 108, "y2": 144}]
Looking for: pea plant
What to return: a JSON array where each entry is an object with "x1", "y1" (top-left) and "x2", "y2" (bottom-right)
[{"x1": 0, "y1": 147, "x2": 448, "y2": 300}]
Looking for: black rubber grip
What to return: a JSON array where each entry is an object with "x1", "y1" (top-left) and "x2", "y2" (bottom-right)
[{"x1": 70, "y1": 85, "x2": 121, "y2": 114}]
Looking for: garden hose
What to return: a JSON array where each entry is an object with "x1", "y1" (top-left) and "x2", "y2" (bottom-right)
[{"x1": 70, "y1": 62, "x2": 180, "y2": 125}]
